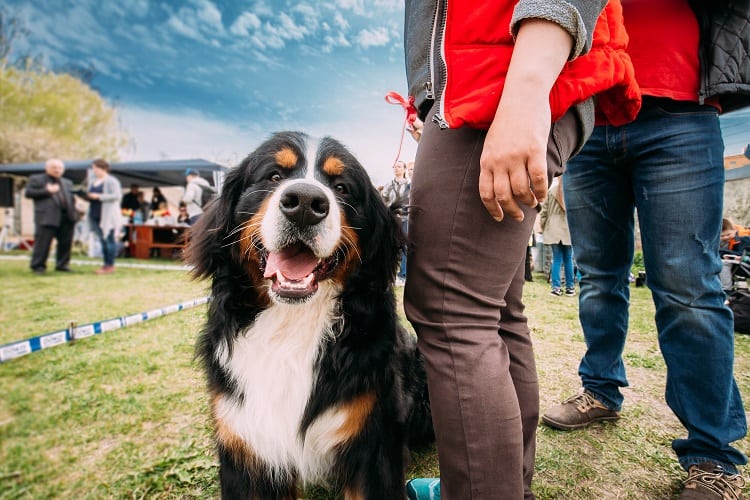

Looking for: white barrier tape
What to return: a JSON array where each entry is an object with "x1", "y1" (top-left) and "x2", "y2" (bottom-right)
[
  {"x1": 0, "y1": 297, "x2": 209, "y2": 363},
  {"x1": 0, "y1": 255, "x2": 190, "y2": 271}
]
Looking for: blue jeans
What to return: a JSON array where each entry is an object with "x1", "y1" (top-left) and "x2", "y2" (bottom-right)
[
  {"x1": 399, "y1": 218, "x2": 408, "y2": 279},
  {"x1": 90, "y1": 220, "x2": 116, "y2": 267},
  {"x1": 549, "y1": 243, "x2": 574, "y2": 290},
  {"x1": 564, "y1": 98, "x2": 747, "y2": 473}
]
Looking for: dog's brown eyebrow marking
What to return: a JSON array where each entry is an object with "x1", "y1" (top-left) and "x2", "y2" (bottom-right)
[
  {"x1": 323, "y1": 156, "x2": 346, "y2": 176},
  {"x1": 275, "y1": 147, "x2": 298, "y2": 169}
]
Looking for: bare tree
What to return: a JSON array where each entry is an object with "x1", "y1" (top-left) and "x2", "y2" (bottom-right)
[{"x1": 0, "y1": 8, "x2": 29, "y2": 66}]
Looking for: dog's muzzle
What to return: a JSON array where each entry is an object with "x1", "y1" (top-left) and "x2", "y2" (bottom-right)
[{"x1": 261, "y1": 180, "x2": 341, "y2": 303}]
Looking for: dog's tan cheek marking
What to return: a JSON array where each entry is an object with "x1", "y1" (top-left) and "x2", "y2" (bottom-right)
[
  {"x1": 275, "y1": 147, "x2": 298, "y2": 169},
  {"x1": 322, "y1": 156, "x2": 345, "y2": 176},
  {"x1": 239, "y1": 197, "x2": 269, "y2": 266},
  {"x1": 336, "y1": 392, "x2": 376, "y2": 443},
  {"x1": 332, "y1": 217, "x2": 360, "y2": 284},
  {"x1": 343, "y1": 488, "x2": 365, "y2": 500},
  {"x1": 238, "y1": 200, "x2": 272, "y2": 305}
]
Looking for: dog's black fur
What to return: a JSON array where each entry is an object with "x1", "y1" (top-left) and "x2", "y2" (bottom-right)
[{"x1": 186, "y1": 131, "x2": 433, "y2": 499}]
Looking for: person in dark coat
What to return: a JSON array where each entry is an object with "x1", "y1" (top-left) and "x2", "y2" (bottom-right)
[{"x1": 24, "y1": 158, "x2": 77, "y2": 274}]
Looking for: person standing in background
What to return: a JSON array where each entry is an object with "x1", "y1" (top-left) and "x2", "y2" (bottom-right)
[
  {"x1": 149, "y1": 186, "x2": 167, "y2": 212},
  {"x1": 86, "y1": 159, "x2": 122, "y2": 275},
  {"x1": 120, "y1": 184, "x2": 141, "y2": 212},
  {"x1": 382, "y1": 160, "x2": 411, "y2": 285},
  {"x1": 542, "y1": 1, "x2": 749, "y2": 497},
  {"x1": 182, "y1": 169, "x2": 212, "y2": 224},
  {"x1": 539, "y1": 177, "x2": 575, "y2": 296},
  {"x1": 25, "y1": 158, "x2": 77, "y2": 274}
]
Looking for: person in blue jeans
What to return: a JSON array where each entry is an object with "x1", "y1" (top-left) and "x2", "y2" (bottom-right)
[
  {"x1": 539, "y1": 177, "x2": 575, "y2": 297},
  {"x1": 542, "y1": 1, "x2": 749, "y2": 497},
  {"x1": 86, "y1": 159, "x2": 122, "y2": 275}
]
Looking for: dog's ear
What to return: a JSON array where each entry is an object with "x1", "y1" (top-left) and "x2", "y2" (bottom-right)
[
  {"x1": 357, "y1": 184, "x2": 405, "y2": 289},
  {"x1": 184, "y1": 163, "x2": 248, "y2": 279},
  {"x1": 184, "y1": 195, "x2": 227, "y2": 280}
]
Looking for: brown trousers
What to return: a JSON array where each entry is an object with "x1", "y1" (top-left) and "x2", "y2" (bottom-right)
[{"x1": 404, "y1": 107, "x2": 581, "y2": 500}]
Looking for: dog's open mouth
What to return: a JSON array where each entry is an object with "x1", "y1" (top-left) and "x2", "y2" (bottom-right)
[{"x1": 263, "y1": 243, "x2": 336, "y2": 300}]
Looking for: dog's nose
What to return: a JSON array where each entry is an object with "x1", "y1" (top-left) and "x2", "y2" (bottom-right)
[{"x1": 279, "y1": 183, "x2": 330, "y2": 227}]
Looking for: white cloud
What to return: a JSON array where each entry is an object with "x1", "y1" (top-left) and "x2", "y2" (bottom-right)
[
  {"x1": 229, "y1": 12, "x2": 261, "y2": 36},
  {"x1": 331, "y1": 11, "x2": 349, "y2": 30},
  {"x1": 355, "y1": 27, "x2": 391, "y2": 48},
  {"x1": 277, "y1": 12, "x2": 308, "y2": 40},
  {"x1": 166, "y1": 0, "x2": 225, "y2": 43},
  {"x1": 321, "y1": 32, "x2": 351, "y2": 53},
  {"x1": 166, "y1": 15, "x2": 204, "y2": 41},
  {"x1": 194, "y1": 0, "x2": 223, "y2": 30}
]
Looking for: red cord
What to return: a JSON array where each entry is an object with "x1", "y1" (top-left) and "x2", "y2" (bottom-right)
[{"x1": 385, "y1": 91, "x2": 418, "y2": 166}]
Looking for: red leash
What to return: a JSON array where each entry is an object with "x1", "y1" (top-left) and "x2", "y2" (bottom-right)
[{"x1": 385, "y1": 91, "x2": 418, "y2": 165}]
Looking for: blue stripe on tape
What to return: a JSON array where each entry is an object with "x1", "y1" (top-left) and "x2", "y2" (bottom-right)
[{"x1": 0, "y1": 296, "x2": 209, "y2": 363}]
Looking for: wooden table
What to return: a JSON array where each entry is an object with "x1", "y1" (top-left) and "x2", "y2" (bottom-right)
[{"x1": 127, "y1": 224, "x2": 189, "y2": 259}]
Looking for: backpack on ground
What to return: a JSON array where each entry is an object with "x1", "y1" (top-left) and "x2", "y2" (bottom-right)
[
  {"x1": 198, "y1": 183, "x2": 217, "y2": 209},
  {"x1": 729, "y1": 288, "x2": 750, "y2": 335}
]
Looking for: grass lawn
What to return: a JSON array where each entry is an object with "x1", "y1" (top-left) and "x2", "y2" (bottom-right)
[{"x1": 1, "y1": 255, "x2": 749, "y2": 499}]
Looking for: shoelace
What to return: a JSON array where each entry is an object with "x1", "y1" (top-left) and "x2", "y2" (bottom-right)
[
  {"x1": 564, "y1": 391, "x2": 604, "y2": 412},
  {"x1": 684, "y1": 466, "x2": 746, "y2": 500}
]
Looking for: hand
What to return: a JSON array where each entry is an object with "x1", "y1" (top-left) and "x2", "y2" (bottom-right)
[
  {"x1": 406, "y1": 117, "x2": 424, "y2": 142},
  {"x1": 478, "y1": 19, "x2": 573, "y2": 221},
  {"x1": 479, "y1": 89, "x2": 551, "y2": 222},
  {"x1": 46, "y1": 183, "x2": 60, "y2": 194},
  {"x1": 88, "y1": 192, "x2": 100, "y2": 200}
]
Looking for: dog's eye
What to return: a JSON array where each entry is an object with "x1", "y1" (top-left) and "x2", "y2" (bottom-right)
[
  {"x1": 334, "y1": 183, "x2": 348, "y2": 195},
  {"x1": 270, "y1": 173, "x2": 282, "y2": 183}
]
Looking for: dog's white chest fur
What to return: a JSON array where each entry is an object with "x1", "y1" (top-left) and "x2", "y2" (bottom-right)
[{"x1": 214, "y1": 283, "x2": 345, "y2": 483}]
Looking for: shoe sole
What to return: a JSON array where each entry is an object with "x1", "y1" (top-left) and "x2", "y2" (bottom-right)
[{"x1": 541, "y1": 414, "x2": 620, "y2": 431}]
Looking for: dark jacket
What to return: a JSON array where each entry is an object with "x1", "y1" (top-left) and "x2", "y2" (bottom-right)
[
  {"x1": 25, "y1": 173, "x2": 77, "y2": 227},
  {"x1": 690, "y1": 0, "x2": 750, "y2": 112}
]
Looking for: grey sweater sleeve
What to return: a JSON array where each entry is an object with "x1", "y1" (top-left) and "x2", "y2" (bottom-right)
[{"x1": 511, "y1": 0, "x2": 607, "y2": 59}]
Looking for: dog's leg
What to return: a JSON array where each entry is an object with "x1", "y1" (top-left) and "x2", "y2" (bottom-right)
[
  {"x1": 218, "y1": 447, "x2": 298, "y2": 500},
  {"x1": 342, "y1": 433, "x2": 409, "y2": 500}
]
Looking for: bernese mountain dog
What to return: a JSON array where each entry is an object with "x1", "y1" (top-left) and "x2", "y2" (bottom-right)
[{"x1": 185, "y1": 131, "x2": 433, "y2": 499}]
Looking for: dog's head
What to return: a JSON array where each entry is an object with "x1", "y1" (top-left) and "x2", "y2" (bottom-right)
[{"x1": 186, "y1": 131, "x2": 403, "y2": 305}]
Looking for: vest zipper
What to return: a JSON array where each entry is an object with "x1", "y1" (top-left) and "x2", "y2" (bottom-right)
[{"x1": 431, "y1": 0, "x2": 449, "y2": 129}]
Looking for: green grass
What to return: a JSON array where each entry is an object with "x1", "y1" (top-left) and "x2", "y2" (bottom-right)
[{"x1": 0, "y1": 257, "x2": 748, "y2": 499}]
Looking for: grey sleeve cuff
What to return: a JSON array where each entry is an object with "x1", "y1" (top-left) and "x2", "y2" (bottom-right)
[{"x1": 511, "y1": 0, "x2": 606, "y2": 59}]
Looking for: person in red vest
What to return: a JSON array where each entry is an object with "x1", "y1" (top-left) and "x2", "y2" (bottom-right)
[
  {"x1": 542, "y1": 2, "x2": 750, "y2": 498},
  {"x1": 402, "y1": 0, "x2": 640, "y2": 498}
]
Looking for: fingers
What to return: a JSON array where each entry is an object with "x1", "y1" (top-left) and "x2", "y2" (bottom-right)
[
  {"x1": 479, "y1": 166, "x2": 529, "y2": 222},
  {"x1": 479, "y1": 169, "x2": 504, "y2": 221},
  {"x1": 527, "y1": 154, "x2": 548, "y2": 205},
  {"x1": 510, "y1": 167, "x2": 537, "y2": 211}
]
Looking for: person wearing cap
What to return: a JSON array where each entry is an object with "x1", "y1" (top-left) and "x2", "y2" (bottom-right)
[{"x1": 181, "y1": 168, "x2": 212, "y2": 224}]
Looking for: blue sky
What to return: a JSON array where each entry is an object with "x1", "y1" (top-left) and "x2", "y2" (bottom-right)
[
  {"x1": 6, "y1": 0, "x2": 418, "y2": 186},
  {"x1": 5, "y1": 1, "x2": 750, "y2": 187}
]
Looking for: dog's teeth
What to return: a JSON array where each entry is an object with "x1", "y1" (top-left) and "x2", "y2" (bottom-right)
[
  {"x1": 275, "y1": 270, "x2": 286, "y2": 283},
  {"x1": 303, "y1": 273, "x2": 314, "y2": 286}
]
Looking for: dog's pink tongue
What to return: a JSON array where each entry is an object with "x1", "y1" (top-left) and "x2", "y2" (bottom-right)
[{"x1": 264, "y1": 246, "x2": 319, "y2": 280}]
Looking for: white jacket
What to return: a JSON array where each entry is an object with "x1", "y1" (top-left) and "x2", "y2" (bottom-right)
[{"x1": 182, "y1": 177, "x2": 211, "y2": 218}]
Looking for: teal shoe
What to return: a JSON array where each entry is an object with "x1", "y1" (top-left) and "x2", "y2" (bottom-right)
[{"x1": 406, "y1": 478, "x2": 441, "y2": 500}]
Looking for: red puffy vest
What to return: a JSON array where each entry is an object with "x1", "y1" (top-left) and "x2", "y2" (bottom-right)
[{"x1": 439, "y1": 0, "x2": 641, "y2": 129}]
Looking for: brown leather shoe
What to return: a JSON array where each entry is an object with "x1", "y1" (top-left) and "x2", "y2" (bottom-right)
[
  {"x1": 679, "y1": 463, "x2": 745, "y2": 499},
  {"x1": 542, "y1": 390, "x2": 620, "y2": 430}
]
